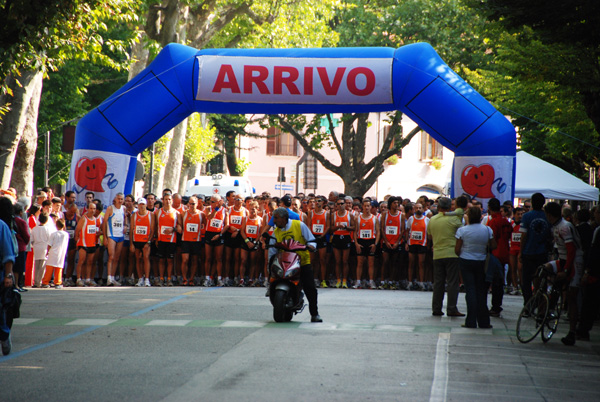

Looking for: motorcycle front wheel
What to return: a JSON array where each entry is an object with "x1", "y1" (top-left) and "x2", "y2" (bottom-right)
[{"x1": 273, "y1": 289, "x2": 288, "y2": 322}]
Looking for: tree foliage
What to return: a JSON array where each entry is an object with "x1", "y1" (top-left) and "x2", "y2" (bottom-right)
[
  {"x1": 466, "y1": 0, "x2": 600, "y2": 180},
  {"x1": 0, "y1": 0, "x2": 139, "y2": 96}
]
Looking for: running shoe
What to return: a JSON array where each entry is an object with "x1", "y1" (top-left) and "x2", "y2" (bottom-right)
[
  {"x1": 369, "y1": 280, "x2": 377, "y2": 289},
  {"x1": 76, "y1": 278, "x2": 85, "y2": 287},
  {"x1": 144, "y1": 278, "x2": 151, "y2": 287},
  {"x1": 353, "y1": 281, "x2": 362, "y2": 289},
  {"x1": 335, "y1": 279, "x2": 342, "y2": 288},
  {"x1": 342, "y1": 280, "x2": 348, "y2": 289},
  {"x1": 136, "y1": 278, "x2": 144, "y2": 287},
  {"x1": 320, "y1": 280, "x2": 328, "y2": 288}
]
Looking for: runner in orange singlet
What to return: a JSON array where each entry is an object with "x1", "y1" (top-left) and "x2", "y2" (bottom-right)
[
  {"x1": 154, "y1": 194, "x2": 181, "y2": 286},
  {"x1": 74, "y1": 202, "x2": 101, "y2": 287},
  {"x1": 355, "y1": 199, "x2": 379, "y2": 289},
  {"x1": 179, "y1": 196, "x2": 204, "y2": 285},
  {"x1": 309, "y1": 196, "x2": 329, "y2": 288},
  {"x1": 130, "y1": 198, "x2": 153, "y2": 286},
  {"x1": 240, "y1": 201, "x2": 262, "y2": 286}
]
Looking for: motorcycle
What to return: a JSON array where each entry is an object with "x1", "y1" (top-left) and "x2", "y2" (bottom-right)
[{"x1": 263, "y1": 234, "x2": 307, "y2": 322}]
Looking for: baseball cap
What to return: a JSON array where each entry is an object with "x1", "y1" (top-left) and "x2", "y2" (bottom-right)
[
  {"x1": 281, "y1": 195, "x2": 292, "y2": 207},
  {"x1": 137, "y1": 198, "x2": 147, "y2": 205}
]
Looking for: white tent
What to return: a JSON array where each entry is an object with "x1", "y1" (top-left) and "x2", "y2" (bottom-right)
[{"x1": 515, "y1": 151, "x2": 599, "y2": 201}]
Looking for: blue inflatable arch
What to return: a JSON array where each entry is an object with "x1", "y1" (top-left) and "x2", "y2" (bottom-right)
[{"x1": 68, "y1": 42, "x2": 516, "y2": 207}]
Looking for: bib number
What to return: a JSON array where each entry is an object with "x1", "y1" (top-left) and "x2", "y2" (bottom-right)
[
  {"x1": 210, "y1": 219, "x2": 222, "y2": 229},
  {"x1": 512, "y1": 232, "x2": 521, "y2": 243},
  {"x1": 186, "y1": 223, "x2": 199, "y2": 233},
  {"x1": 386, "y1": 226, "x2": 398, "y2": 235},
  {"x1": 136, "y1": 226, "x2": 148, "y2": 236},
  {"x1": 360, "y1": 229, "x2": 372, "y2": 239},
  {"x1": 312, "y1": 224, "x2": 324, "y2": 234},
  {"x1": 246, "y1": 225, "x2": 258, "y2": 235},
  {"x1": 411, "y1": 231, "x2": 423, "y2": 241},
  {"x1": 86, "y1": 226, "x2": 97, "y2": 235},
  {"x1": 230, "y1": 216, "x2": 242, "y2": 225}
]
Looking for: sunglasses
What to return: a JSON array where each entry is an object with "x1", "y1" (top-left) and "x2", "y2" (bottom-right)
[
  {"x1": 188, "y1": 203, "x2": 196, "y2": 205},
  {"x1": 337, "y1": 203, "x2": 344, "y2": 205}
]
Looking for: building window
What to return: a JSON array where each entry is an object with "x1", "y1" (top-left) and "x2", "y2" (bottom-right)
[
  {"x1": 383, "y1": 125, "x2": 402, "y2": 158},
  {"x1": 266, "y1": 126, "x2": 298, "y2": 156},
  {"x1": 420, "y1": 131, "x2": 443, "y2": 160}
]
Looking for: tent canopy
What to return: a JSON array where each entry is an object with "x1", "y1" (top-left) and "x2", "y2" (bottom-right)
[{"x1": 515, "y1": 151, "x2": 599, "y2": 201}]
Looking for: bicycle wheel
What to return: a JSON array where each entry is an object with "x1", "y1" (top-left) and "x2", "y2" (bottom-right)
[
  {"x1": 516, "y1": 291, "x2": 549, "y2": 343},
  {"x1": 541, "y1": 291, "x2": 562, "y2": 343}
]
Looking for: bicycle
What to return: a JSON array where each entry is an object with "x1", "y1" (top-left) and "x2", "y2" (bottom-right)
[{"x1": 516, "y1": 263, "x2": 564, "y2": 343}]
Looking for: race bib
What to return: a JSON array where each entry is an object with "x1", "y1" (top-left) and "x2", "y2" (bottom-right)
[
  {"x1": 112, "y1": 221, "x2": 123, "y2": 229},
  {"x1": 86, "y1": 226, "x2": 97, "y2": 235},
  {"x1": 512, "y1": 232, "x2": 521, "y2": 243},
  {"x1": 67, "y1": 229, "x2": 75, "y2": 239},
  {"x1": 230, "y1": 215, "x2": 242, "y2": 225},
  {"x1": 312, "y1": 224, "x2": 324, "y2": 234},
  {"x1": 411, "y1": 231, "x2": 423, "y2": 241},
  {"x1": 210, "y1": 219, "x2": 222, "y2": 229},
  {"x1": 386, "y1": 226, "x2": 398, "y2": 235},
  {"x1": 186, "y1": 223, "x2": 199, "y2": 233},
  {"x1": 360, "y1": 229, "x2": 372, "y2": 239},
  {"x1": 246, "y1": 225, "x2": 258, "y2": 235},
  {"x1": 160, "y1": 226, "x2": 172, "y2": 235},
  {"x1": 136, "y1": 226, "x2": 148, "y2": 235}
]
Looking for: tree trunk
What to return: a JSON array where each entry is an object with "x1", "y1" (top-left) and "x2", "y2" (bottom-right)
[
  {"x1": 0, "y1": 69, "x2": 43, "y2": 189},
  {"x1": 163, "y1": 118, "x2": 187, "y2": 191},
  {"x1": 155, "y1": 135, "x2": 171, "y2": 194},
  {"x1": 10, "y1": 72, "x2": 43, "y2": 200},
  {"x1": 223, "y1": 132, "x2": 238, "y2": 175}
]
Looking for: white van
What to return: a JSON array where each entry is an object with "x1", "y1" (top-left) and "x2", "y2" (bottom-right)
[{"x1": 184, "y1": 174, "x2": 255, "y2": 199}]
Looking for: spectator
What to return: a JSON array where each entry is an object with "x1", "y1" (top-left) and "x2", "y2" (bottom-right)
[
  {"x1": 486, "y1": 198, "x2": 512, "y2": 317},
  {"x1": 427, "y1": 197, "x2": 465, "y2": 317},
  {"x1": 455, "y1": 206, "x2": 495, "y2": 328},
  {"x1": 519, "y1": 193, "x2": 552, "y2": 305},
  {"x1": 30, "y1": 213, "x2": 52, "y2": 287},
  {"x1": 42, "y1": 219, "x2": 69, "y2": 288}
]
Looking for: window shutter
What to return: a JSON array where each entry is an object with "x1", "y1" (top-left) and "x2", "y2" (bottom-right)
[{"x1": 266, "y1": 126, "x2": 277, "y2": 155}]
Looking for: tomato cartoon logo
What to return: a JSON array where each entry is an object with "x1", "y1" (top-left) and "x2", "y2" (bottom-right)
[
  {"x1": 461, "y1": 164, "x2": 495, "y2": 199},
  {"x1": 74, "y1": 157, "x2": 107, "y2": 192}
]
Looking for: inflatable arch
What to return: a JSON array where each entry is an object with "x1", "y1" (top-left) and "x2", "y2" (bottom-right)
[{"x1": 68, "y1": 42, "x2": 516, "y2": 208}]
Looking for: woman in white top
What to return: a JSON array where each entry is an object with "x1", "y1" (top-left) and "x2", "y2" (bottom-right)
[{"x1": 455, "y1": 206, "x2": 496, "y2": 329}]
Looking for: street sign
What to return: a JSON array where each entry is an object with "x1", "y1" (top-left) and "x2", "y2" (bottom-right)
[{"x1": 275, "y1": 184, "x2": 294, "y2": 191}]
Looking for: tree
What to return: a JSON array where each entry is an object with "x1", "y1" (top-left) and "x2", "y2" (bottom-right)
[
  {"x1": 273, "y1": 113, "x2": 421, "y2": 195},
  {"x1": 136, "y1": 0, "x2": 339, "y2": 191},
  {"x1": 464, "y1": 0, "x2": 600, "y2": 180},
  {"x1": 269, "y1": 0, "x2": 495, "y2": 196},
  {"x1": 0, "y1": 0, "x2": 139, "y2": 195}
]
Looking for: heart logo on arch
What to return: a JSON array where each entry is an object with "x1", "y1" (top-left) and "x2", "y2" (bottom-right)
[
  {"x1": 74, "y1": 157, "x2": 107, "y2": 192},
  {"x1": 461, "y1": 164, "x2": 495, "y2": 199}
]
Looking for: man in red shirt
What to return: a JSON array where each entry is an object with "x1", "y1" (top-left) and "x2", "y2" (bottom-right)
[{"x1": 486, "y1": 198, "x2": 513, "y2": 317}]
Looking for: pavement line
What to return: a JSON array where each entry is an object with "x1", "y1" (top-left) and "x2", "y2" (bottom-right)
[
  {"x1": 0, "y1": 325, "x2": 101, "y2": 363},
  {"x1": 2, "y1": 291, "x2": 204, "y2": 363},
  {"x1": 128, "y1": 290, "x2": 201, "y2": 317},
  {"x1": 429, "y1": 332, "x2": 450, "y2": 402}
]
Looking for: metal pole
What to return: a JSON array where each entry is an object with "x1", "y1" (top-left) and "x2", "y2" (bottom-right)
[
  {"x1": 44, "y1": 130, "x2": 50, "y2": 187},
  {"x1": 149, "y1": 143, "x2": 155, "y2": 194}
]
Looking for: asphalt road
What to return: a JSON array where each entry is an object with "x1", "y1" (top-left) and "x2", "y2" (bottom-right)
[{"x1": 2, "y1": 286, "x2": 599, "y2": 401}]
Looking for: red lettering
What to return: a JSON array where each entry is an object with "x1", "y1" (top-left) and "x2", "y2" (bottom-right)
[
  {"x1": 244, "y1": 65, "x2": 270, "y2": 94},
  {"x1": 317, "y1": 67, "x2": 346, "y2": 95},
  {"x1": 304, "y1": 67, "x2": 313, "y2": 95},
  {"x1": 273, "y1": 66, "x2": 300, "y2": 95},
  {"x1": 212, "y1": 64, "x2": 241, "y2": 93},
  {"x1": 347, "y1": 67, "x2": 376, "y2": 96}
]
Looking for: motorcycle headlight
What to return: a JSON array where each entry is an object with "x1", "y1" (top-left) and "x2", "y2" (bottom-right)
[
  {"x1": 284, "y1": 266, "x2": 301, "y2": 278},
  {"x1": 271, "y1": 260, "x2": 284, "y2": 278}
]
